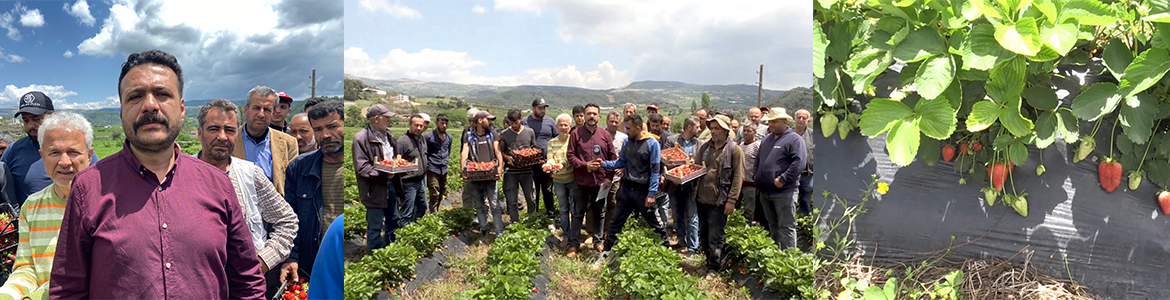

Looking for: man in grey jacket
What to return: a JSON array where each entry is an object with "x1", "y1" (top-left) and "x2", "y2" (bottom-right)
[{"x1": 753, "y1": 108, "x2": 807, "y2": 249}]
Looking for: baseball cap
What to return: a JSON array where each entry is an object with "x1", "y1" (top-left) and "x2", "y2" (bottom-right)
[
  {"x1": 419, "y1": 112, "x2": 432, "y2": 123},
  {"x1": 467, "y1": 108, "x2": 481, "y2": 120},
  {"x1": 367, "y1": 104, "x2": 394, "y2": 118},
  {"x1": 647, "y1": 104, "x2": 659, "y2": 110},
  {"x1": 276, "y1": 92, "x2": 294, "y2": 104},
  {"x1": 532, "y1": 98, "x2": 549, "y2": 108},
  {"x1": 15, "y1": 91, "x2": 54, "y2": 117},
  {"x1": 474, "y1": 110, "x2": 496, "y2": 121}
]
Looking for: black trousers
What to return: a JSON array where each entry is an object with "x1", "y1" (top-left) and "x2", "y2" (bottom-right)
[
  {"x1": 696, "y1": 202, "x2": 728, "y2": 270},
  {"x1": 570, "y1": 186, "x2": 604, "y2": 247},
  {"x1": 603, "y1": 181, "x2": 669, "y2": 251},
  {"x1": 532, "y1": 165, "x2": 557, "y2": 218}
]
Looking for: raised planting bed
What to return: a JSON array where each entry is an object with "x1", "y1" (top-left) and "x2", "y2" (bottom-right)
[
  {"x1": 723, "y1": 211, "x2": 824, "y2": 299},
  {"x1": 601, "y1": 220, "x2": 709, "y2": 300},
  {"x1": 344, "y1": 207, "x2": 476, "y2": 300},
  {"x1": 456, "y1": 215, "x2": 552, "y2": 300}
]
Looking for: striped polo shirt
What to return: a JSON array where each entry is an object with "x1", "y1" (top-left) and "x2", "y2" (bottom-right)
[{"x1": 0, "y1": 185, "x2": 65, "y2": 300}]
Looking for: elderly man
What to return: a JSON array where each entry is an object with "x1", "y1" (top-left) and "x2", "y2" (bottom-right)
[
  {"x1": 196, "y1": 99, "x2": 300, "y2": 299},
  {"x1": 289, "y1": 113, "x2": 317, "y2": 154},
  {"x1": 51, "y1": 49, "x2": 265, "y2": 299},
  {"x1": 745, "y1": 107, "x2": 768, "y2": 141},
  {"x1": 235, "y1": 86, "x2": 299, "y2": 196},
  {"x1": 3, "y1": 91, "x2": 54, "y2": 206},
  {"x1": 693, "y1": 114, "x2": 744, "y2": 272},
  {"x1": 755, "y1": 108, "x2": 807, "y2": 249},
  {"x1": 663, "y1": 115, "x2": 674, "y2": 136},
  {"x1": 425, "y1": 114, "x2": 452, "y2": 214},
  {"x1": 739, "y1": 121, "x2": 764, "y2": 226},
  {"x1": 794, "y1": 109, "x2": 815, "y2": 216},
  {"x1": 0, "y1": 112, "x2": 92, "y2": 300},
  {"x1": 270, "y1": 92, "x2": 294, "y2": 132},
  {"x1": 353, "y1": 104, "x2": 399, "y2": 251},
  {"x1": 281, "y1": 100, "x2": 346, "y2": 285},
  {"x1": 596, "y1": 111, "x2": 627, "y2": 240}
]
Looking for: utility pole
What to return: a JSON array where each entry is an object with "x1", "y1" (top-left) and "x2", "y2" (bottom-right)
[
  {"x1": 757, "y1": 64, "x2": 764, "y2": 107},
  {"x1": 310, "y1": 69, "x2": 317, "y2": 98}
]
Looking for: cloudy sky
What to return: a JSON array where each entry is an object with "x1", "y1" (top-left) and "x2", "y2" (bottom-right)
[
  {"x1": 0, "y1": 0, "x2": 342, "y2": 110},
  {"x1": 344, "y1": 0, "x2": 810, "y2": 90}
]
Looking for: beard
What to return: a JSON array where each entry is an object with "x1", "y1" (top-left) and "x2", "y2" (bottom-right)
[
  {"x1": 300, "y1": 136, "x2": 318, "y2": 153},
  {"x1": 320, "y1": 136, "x2": 342, "y2": 155},
  {"x1": 127, "y1": 112, "x2": 181, "y2": 153},
  {"x1": 206, "y1": 140, "x2": 233, "y2": 161}
]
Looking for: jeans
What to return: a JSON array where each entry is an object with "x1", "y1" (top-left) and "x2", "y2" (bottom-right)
[
  {"x1": 671, "y1": 183, "x2": 700, "y2": 252},
  {"x1": 503, "y1": 172, "x2": 536, "y2": 221},
  {"x1": 366, "y1": 206, "x2": 396, "y2": 251},
  {"x1": 696, "y1": 202, "x2": 728, "y2": 270},
  {"x1": 467, "y1": 180, "x2": 503, "y2": 234},
  {"x1": 740, "y1": 185, "x2": 759, "y2": 222},
  {"x1": 760, "y1": 189, "x2": 798, "y2": 249},
  {"x1": 655, "y1": 193, "x2": 670, "y2": 230},
  {"x1": 603, "y1": 181, "x2": 669, "y2": 251},
  {"x1": 570, "y1": 185, "x2": 604, "y2": 248},
  {"x1": 798, "y1": 172, "x2": 814, "y2": 215},
  {"x1": 533, "y1": 166, "x2": 557, "y2": 218},
  {"x1": 553, "y1": 181, "x2": 577, "y2": 232},
  {"x1": 426, "y1": 171, "x2": 448, "y2": 214},
  {"x1": 399, "y1": 179, "x2": 427, "y2": 227}
]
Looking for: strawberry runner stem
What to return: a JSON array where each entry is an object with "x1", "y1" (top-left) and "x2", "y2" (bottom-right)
[
  {"x1": 1135, "y1": 119, "x2": 1161, "y2": 173},
  {"x1": 1089, "y1": 118, "x2": 1104, "y2": 139},
  {"x1": 1110, "y1": 116, "x2": 1119, "y2": 158}
]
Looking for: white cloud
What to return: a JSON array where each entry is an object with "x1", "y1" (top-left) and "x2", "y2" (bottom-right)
[
  {"x1": 0, "y1": 85, "x2": 79, "y2": 107},
  {"x1": 74, "y1": 0, "x2": 343, "y2": 100},
  {"x1": 491, "y1": 0, "x2": 810, "y2": 89},
  {"x1": 0, "y1": 46, "x2": 26, "y2": 63},
  {"x1": 19, "y1": 8, "x2": 43, "y2": 27},
  {"x1": 63, "y1": 0, "x2": 97, "y2": 27},
  {"x1": 345, "y1": 47, "x2": 632, "y2": 89},
  {"x1": 359, "y1": 0, "x2": 421, "y2": 19},
  {"x1": 63, "y1": 50, "x2": 74, "y2": 58},
  {"x1": 472, "y1": 5, "x2": 487, "y2": 14},
  {"x1": 58, "y1": 95, "x2": 120, "y2": 110}
]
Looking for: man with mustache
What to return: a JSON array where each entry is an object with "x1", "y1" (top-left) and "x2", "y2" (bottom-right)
[
  {"x1": 50, "y1": 49, "x2": 265, "y2": 299},
  {"x1": 565, "y1": 103, "x2": 616, "y2": 258},
  {"x1": 693, "y1": 114, "x2": 744, "y2": 273},
  {"x1": 234, "y1": 86, "x2": 299, "y2": 197},
  {"x1": 424, "y1": 114, "x2": 452, "y2": 214},
  {"x1": 396, "y1": 114, "x2": 428, "y2": 223},
  {"x1": 270, "y1": 92, "x2": 293, "y2": 133},
  {"x1": 527, "y1": 99, "x2": 557, "y2": 221},
  {"x1": 196, "y1": 99, "x2": 300, "y2": 299},
  {"x1": 353, "y1": 104, "x2": 399, "y2": 251},
  {"x1": 289, "y1": 113, "x2": 317, "y2": 154},
  {"x1": 280, "y1": 100, "x2": 346, "y2": 286},
  {"x1": 0, "y1": 112, "x2": 93, "y2": 300}
]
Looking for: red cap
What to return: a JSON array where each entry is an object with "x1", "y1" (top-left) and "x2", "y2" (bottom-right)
[
  {"x1": 277, "y1": 92, "x2": 293, "y2": 104},
  {"x1": 648, "y1": 104, "x2": 658, "y2": 110}
]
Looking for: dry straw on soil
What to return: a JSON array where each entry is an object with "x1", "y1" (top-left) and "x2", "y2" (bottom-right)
[{"x1": 816, "y1": 250, "x2": 1096, "y2": 300}]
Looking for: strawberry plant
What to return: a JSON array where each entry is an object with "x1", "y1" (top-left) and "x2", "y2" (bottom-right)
[
  {"x1": 344, "y1": 204, "x2": 367, "y2": 240},
  {"x1": 600, "y1": 220, "x2": 709, "y2": 300},
  {"x1": 395, "y1": 212, "x2": 450, "y2": 255},
  {"x1": 726, "y1": 211, "x2": 827, "y2": 299},
  {"x1": 816, "y1": 0, "x2": 1170, "y2": 217},
  {"x1": 343, "y1": 242, "x2": 418, "y2": 300},
  {"x1": 459, "y1": 215, "x2": 549, "y2": 300}
]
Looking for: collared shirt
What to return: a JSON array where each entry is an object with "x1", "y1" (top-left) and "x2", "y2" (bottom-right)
[
  {"x1": 50, "y1": 142, "x2": 266, "y2": 300},
  {"x1": 0, "y1": 185, "x2": 65, "y2": 300},
  {"x1": 242, "y1": 130, "x2": 274, "y2": 182},
  {"x1": 375, "y1": 129, "x2": 395, "y2": 160},
  {"x1": 566, "y1": 125, "x2": 616, "y2": 188},
  {"x1": 2, "y1": 137, "x2": 40, "y2": 206},
  {"x1": 223, "y1": 157, "x2": 298, "y2": 270},
  {"x1": 425, "y1": 130, "x2": 452, "y2": 175}
]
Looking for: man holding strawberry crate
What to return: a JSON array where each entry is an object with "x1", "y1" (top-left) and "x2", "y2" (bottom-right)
[
  {"x1": 527, "y1": 99, "x2": 558, "y2": 221},
  {"x1": 395, "y1": 115, "x2": 428, "y2": 225},
  {"x1": 498, "y1": 109, "x2": 539, "y2": 223},
  {"x1": 662, "y1": 116, "x2": 704, "y2": 256},
  {"x1": 353, "y1": 104, "x2": 400, "y2": 251},
  {"x1": 461, "y1": 110, "x2": 506, "y2": 235}
]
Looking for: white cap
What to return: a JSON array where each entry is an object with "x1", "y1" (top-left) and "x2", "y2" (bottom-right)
[{"x1": 419, "y1": 112, "x2": 432, "y2": 122}]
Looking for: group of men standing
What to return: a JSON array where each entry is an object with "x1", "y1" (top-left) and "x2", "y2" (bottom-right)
[
  {"x1": 0, "y1": 49, "x2": 345, "y2": 299},
  {"x1": 447, "y1": 99, "x2": 814, "y2": 272}
]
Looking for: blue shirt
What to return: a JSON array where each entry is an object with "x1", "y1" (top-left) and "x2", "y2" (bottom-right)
[
  {"x1": 308, "y1": 212, "x2": 343, "y2": 300},
  {"x1": 242, "y1": 131, "x2": 274, "y2": 181},
  {"x1": 23, "y1": 152, "x2": 100, "y2": 204},
  {"x1": 602, "y1": 135, "x2": 662, "y2": 197},
  {"x1": 1, "y1": 137, "x2": 40, "y2": 205},
  {"x1": 526, "y1": 115, "x2": 557, "y2": 151},
  {"x1": 424, "y1": 130, "x2": 452, "y2": 175}
]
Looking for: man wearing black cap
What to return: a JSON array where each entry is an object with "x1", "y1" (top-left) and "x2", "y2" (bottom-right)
[
  {"x1": 2, "y1": 91, "x2": 55, "y2": 206},
  {"x1": 270, "y1": 91, "x2": 294, "y2": 133},
  {"x1": 527, "y1": 98, "x2": 557, "y2": 221}
]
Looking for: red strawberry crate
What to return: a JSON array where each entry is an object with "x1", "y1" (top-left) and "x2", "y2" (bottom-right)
[
  {"x1": 0, "y1": 203, "x2": 17, "y2": 281},
  {"x1": 373, "y1": 161, "x2": 421, "y2": 174},
  {"x1": 661, "y1": 147, "x2": 689, "y2": 168},
  {"x1": 512, "y1": 148, "x2": 546, "y2": 168},
  {"x1": 463, "y1": 161, "x2": 500, "y2": 182},
  {"x1": 664, "y1": 164, "x2": 706, "y2": 185}
]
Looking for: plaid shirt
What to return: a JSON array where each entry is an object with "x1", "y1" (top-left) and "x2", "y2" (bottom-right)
[{"x1": 227, "y1": 158, "x2": 299, "y2": 270}]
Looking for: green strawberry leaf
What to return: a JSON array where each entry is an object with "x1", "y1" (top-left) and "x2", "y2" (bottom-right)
[
  {"x1": 1142, "y1": 12, "x2": 1170, "y2": 23},
  {"x1": 1060, "y1": 0, "x2": 1118, "y2": 26},
  {"x1": 1034, "y1": 111, "x2": 1057, "y2": 148},
  {"x1": 1103, "y1": 38, "x2": 1133, "y2": 79},
  {"x1": 860, "y1": 99, "x2": 915, "y2": 136},
  {"x1": 1071, "y1": 82, "x2": 1122, "y2": 121},
  {"x1": 962, "y1": 23, "x2": 1012, "y2": 70},
  {"x1": 1119, "y1": 93, "x2": 1159, "y2": 144},
  {"x1": 827, "y1": 23, "x2": 853, "y2": 63},
  {"x1": 994, "y1": 17, "x2": 1043, "y2": 56},
  {"x1": 814, "y1": 22, "x2": 827, "y2": 79},
  {"x1": 916, "y1": 96, "x2": 958, "y2": 139},
  {"x1": 1040, "y1": 22, "x2": 1079, "y2": 56},
  {"x1": 894, "y1": 28, "x2": 948, "y2": 63},
  {"x1": 986, "y1": 56, "x2": 1027, "y2": 103},
  {"x1": 1117, "y1": 47, "x2": 1170, "y2": 99},
  {"x1": 887, "y1": 119, "x2": 921, "y2": 167},
  {"x1": 1056, "y1": 108, "x2": 1080, "y2": 144},
  {"x1": 916, "y1": 55, "x2": 956, "y2": 99},
  {"x1": 1000, "y1": 97, "x2": 1035, "y2": 137},
  {"x1": 1008, "y1": 140, "x2": 1028, "y2": 165},
  {"x1": 920, "y1": 134, "x2": 941, "y2": 166},
  {"x1": 966, "y1": 100, "x2": 1002, "y2": 132},
  {"x1": 818, "y1": 64, "x2": 840, "y2": 107},
  {"x1": 1024, "y1": 85, "x2": 1059, "y2": 111},
  {"x1": 847, "y1": 48, "x2": 894, "y2": 94}
]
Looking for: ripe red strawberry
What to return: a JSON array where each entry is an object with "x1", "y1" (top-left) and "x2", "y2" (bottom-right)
[
  {"x1": 942, "y1": 145, "x2": 956, "y2": 162},
  {"x1": 959, "y1": 142, "x2": 969, "y2": 155},
  {"x1": 1158, "y1": 191, "x2": 1170, "y2": 215},
  {"x1": 1098, "y1": 158, "x2": 1122, "y2": 193},
  {"x1": 972, "y1": 142, "x2": 983, "y2": 152},
  {"x1": 988, "y1": 163, "x2": 1007, "y2": 191}
]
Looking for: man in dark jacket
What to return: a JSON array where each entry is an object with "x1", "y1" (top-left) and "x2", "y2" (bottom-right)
[
  {"x1": 398, "y1": 114, "x2": 429, "y2": 223},
  {"x1": 597, "y1": 114, "x2": 669, "y2": 255},
  {"x1": 753, "y1": 107, "x2": 807, "y2": 249},
  {"x1": 352, "y1": 104, "x2": 398, "y2": 251},
  {"x1": 662, "y1": 116, "x2": 702, "y2": 255},
  {"x1": 565, "y1": 104, "x2": 617, "y2": 257},
  {"x1": 282, "y1": 100, "x2": 345, "y2": 284},
  {"x1": 527, "y1": 99, "x2": 558, "y2": 220},
  {"x1": 693, "y1": 114, "x2": 743, "y2": 272},
  {"x1": 425, "y1": 114, "x2": 452, "y2": 214}
]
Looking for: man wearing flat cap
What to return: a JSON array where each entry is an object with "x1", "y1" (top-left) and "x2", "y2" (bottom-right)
[{"x1": 753, "y1": 107, "x2": 807, "y2": 249}]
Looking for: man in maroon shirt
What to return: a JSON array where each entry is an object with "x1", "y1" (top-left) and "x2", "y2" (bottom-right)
[
  {"x1": 49, "y1": 49, "x2": 265, "y2": 299},
  {"x1": 565, "y1": 103, "x2": 617, "y2": 258}
]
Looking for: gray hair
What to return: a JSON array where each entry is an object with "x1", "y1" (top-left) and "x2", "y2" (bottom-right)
[
  {"x1": 555, "y1": 113, "x2": 572, "y2": 123},
  {"x1": 624, "y1": 103, "x2": 636, "y2": 110},
  {"x1": 0, "y1": 132, "x2": 13, "y2": 144},
  {"x1": 198, "y1": 99, "x2": 240, "y2": 129},
  {"x1": 38, "y1": 112, "x2": 93, "y2": 149},
  {"x1": 684, "y1": 115, "x2": 702, "y2": 129},
  {"x1": 245, "y1": 86, "x2": 278, "y2": 106}
]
